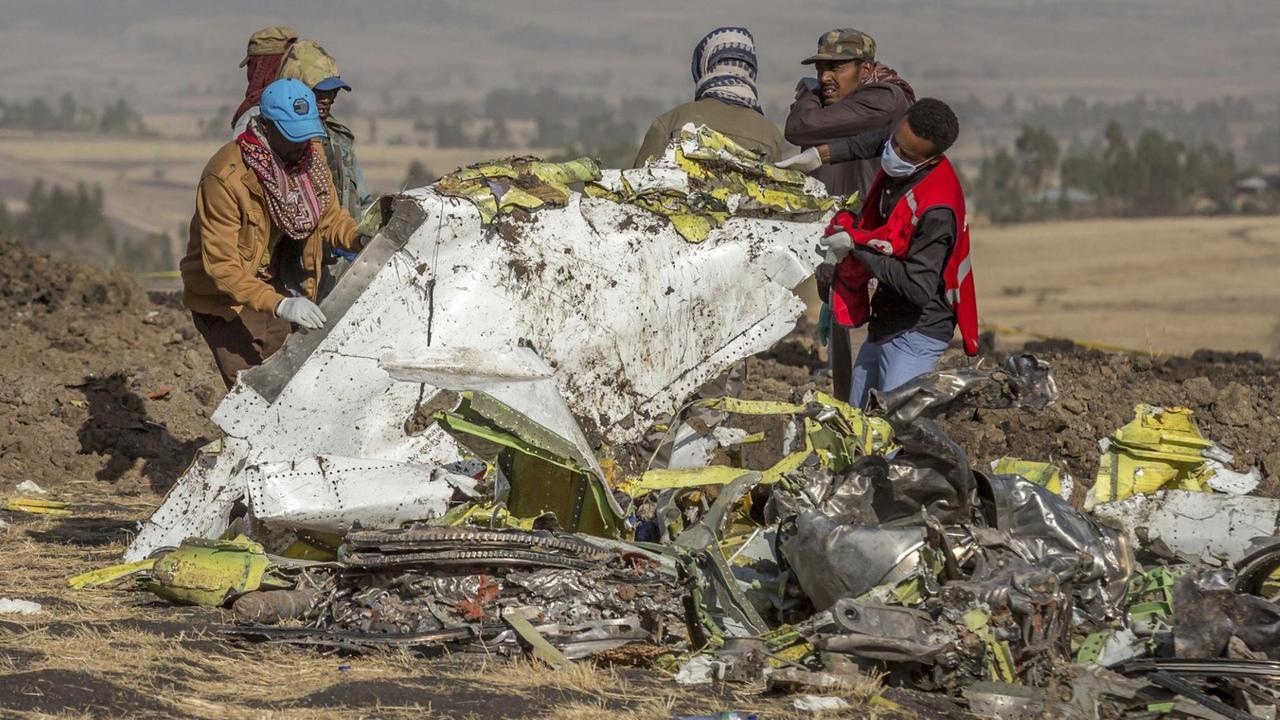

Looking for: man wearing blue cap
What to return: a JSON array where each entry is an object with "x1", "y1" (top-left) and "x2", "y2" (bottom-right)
[{"x1": 180, "y1": 78, "x2": 364, "y2": 389}]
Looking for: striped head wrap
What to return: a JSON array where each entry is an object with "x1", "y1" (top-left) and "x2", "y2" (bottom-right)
[{"x1": 691, "y1": 27, "x2": 761, "y2": 112}]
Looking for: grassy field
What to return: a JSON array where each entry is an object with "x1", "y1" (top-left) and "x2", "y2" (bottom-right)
[
  {"x1": 972, "y1": 215, "x2": 1280, "y2": 357},
  {"x1": 0, "y1": 128, "x2": 557, "y2": 264}
]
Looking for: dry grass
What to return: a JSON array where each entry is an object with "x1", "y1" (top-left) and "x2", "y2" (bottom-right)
[
  {"x1": 0, "y1": 483, "x2": 896, "y2": 718},
  {"x1": 974, "y1": 215, "x2": 1280, "y2": 357}
]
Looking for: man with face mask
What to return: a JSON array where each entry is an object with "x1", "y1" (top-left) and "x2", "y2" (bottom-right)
[
  {"x1": 814, "y1": 98, "x2": 979, "y2": 408},
  {"x1": 181, "y1": 79, "x2": 364, "y2": 389},
  {"x1": 778, "y1": 28, "x2": 915, "y2": 402}
]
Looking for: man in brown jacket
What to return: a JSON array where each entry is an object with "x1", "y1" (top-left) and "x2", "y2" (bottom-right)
[
  {"x1": 182, "y1": 79, "x2": 362, "y2": 388},
  {"x1": 783, "y1": 28, "x2": 915, "y2": 402}
]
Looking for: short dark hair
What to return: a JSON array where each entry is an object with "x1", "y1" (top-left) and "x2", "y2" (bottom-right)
[{"x1": 906, "y1": 98, "x2": 959, "y2": 154}]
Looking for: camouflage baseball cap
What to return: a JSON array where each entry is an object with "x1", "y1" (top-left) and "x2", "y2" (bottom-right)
[
  {"x1": 801, "y1": 28, "x2": 876, "y2": 65},
  {"x1": 238, "y1": 25, "x2": 299, "y2": 67},
  {"x1": 278, "y1": 40, "x2": 352, "y2": 91}
]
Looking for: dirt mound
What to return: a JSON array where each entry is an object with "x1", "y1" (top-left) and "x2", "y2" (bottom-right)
[
  {"x1": 746, "y1": 322, "x2": 1280, "y2": 499},
  {"x1": 0, "y1": 237, "x2": 222, "y2": 495}
]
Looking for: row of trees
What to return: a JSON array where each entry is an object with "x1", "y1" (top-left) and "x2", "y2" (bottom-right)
[
  {"x1": 0, "y1": 94, "x2": 151, "y2": 135},
  {"x1": 949, "y1": 93, "x2": 1278, "y2": 161},
  {"x1": 0, "y1": 180, "x2": 172, "y2": 271},
  {"x1": 971, "y1": 122, "x2": 1251, "y2": 224}
]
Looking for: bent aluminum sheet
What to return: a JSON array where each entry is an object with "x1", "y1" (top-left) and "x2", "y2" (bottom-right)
[
  {"x1": 127, "y1": 186, "x2": 822, "y2": 560},
  {"x1": 1090, "y1": 490, "x2": 1280, "y2": 564},
  {"x1": 246, "y1": 456, "x2": 478, "y2": 534}
]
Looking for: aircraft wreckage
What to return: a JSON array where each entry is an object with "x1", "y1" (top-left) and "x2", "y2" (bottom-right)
[{"x1": 94, "y1": 127, "x2": 1279, "y2": 718}]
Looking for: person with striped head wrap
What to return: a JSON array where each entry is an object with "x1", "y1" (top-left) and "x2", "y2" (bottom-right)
[{"x1": 633, "y1": 27, "x2": 784, "y2": 167}]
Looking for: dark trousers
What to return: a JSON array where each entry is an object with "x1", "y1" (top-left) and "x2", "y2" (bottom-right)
[
  {"x1": 191, "y1": 307, "x2": 291, "y2": 389},
  {"x1": 830, "y1": 324, "x2": 852, "y2": 404}
]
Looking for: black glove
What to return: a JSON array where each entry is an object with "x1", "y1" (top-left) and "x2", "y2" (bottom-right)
[{"x1": 815, "y1": 263, "x2": 835, "y2": 303}]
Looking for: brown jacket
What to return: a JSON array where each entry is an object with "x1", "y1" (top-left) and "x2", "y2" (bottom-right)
[
  {"x1": 181, "y1": 140, "x2": 360, "y2": 319},
  {"x1": 633, "y1": 98, "x2": 785, "y2": 167},
  {"x1": 784, "y1": 69, "x2": 915, "y2": 197}
]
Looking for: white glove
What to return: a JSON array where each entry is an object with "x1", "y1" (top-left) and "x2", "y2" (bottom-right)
[
  {"x1": 776, "y1": 147, "x2": 823, "y2": 173},
  {"x1": 818, "y1": 230, "x2": 853, "y2": 264},
  {"x1": 276, "y1": 297, "x2": 327, "y2": 330}
]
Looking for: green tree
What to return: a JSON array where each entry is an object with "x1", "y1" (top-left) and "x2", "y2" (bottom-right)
[
  {"x1": 1014, "y1": 125, "x2": 1060, "y2": 193},
  {"x1": 974, "y1": 147, "x2": 1025, "y2": 223},
  {"x1": 1059, "y1": 151, "x2": 1105, "y2": 198},
  {"x1": 402, "y1": 160, "x2": 436, "y2": 189},
  {"x1": 1131, "y1": 128, "x2": 1187, "y2": 214},
  {"x1": 57, "y1": 93, "x2": 78, "y2": 130},
  {"x1": 1101, "y1": 121, "x2": 1136, "y2": 210},
  {"x1": 433, "y1": 116, "x2": 467, "y2": 147},
  {"x1": 1183, "y1": 141, "x2": 1239, "y2": 211}
]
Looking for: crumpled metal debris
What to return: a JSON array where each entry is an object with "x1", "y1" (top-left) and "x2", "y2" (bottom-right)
[
  {"x1": 1090, "y1": 490, "x2": 1280, "y2": 565},
  {"x1": 434, "y1": 156, "x2": 601, "y2": 223},
  {"x1": 1000, "y1": 353, "x2": 1058, "y2": 411},
  {"x1": 1171, "y1": 569, "x2": 1280, "y2": 660},
  {"x1": 782, "y1": 512, "x2": 928, "y2": 611},
  {"x1": 990, "y1": 456, "x2": 1073, "y2": 502},
  {"x1": 124, "y1": 124, "x2": 825, "y2": 561},
  {"x1": 588, "y1": 123, "x2": 841, "y2": 242},
  {"x1": 977, "y1": 471, "x2": 1134, "y2": 622},
  {"x1": 99, "y1": 119, "x2": 1280, "y2": 717},
  {"x1": 142, "y1": 536, "x2": 295, "y2": 607},
  {"x1": 1090, "y1": 404, "x2": 1260, "y2": 507},
  {"x1": 237, "y1": 526, "x2": 690, "y2": 659}
]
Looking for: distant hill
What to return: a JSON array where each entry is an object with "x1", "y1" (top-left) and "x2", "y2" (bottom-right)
[{"x1": 0, "y1": 0, "x2": 1277, "y2": 116}]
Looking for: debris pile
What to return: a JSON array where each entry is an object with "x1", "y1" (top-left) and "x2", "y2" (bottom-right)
[{"x1": 45, "y1": 129, "x2": 1280, "y2": 717}]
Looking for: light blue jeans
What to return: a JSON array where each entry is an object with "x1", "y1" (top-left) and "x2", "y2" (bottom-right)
[{"x1": 849, "y1": 331, "x2": 949, "y2": 408}]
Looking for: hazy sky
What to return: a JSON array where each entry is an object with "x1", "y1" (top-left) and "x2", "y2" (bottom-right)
[{"x1": 0, "y1": 0, "x2": 1277, "y2": 114}]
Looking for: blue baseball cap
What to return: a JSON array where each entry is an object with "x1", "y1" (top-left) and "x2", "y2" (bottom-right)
[
  {"x1": 314, "y1": 76, "x2": 353, "y2": 92},
  {"x1": 259, "y1": 78, "x2": 327, "y2": 142}
]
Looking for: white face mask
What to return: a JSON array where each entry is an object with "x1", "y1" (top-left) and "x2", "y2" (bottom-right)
[{"x1": 881, "y1": 139, "x2": 933, "y2": 178}]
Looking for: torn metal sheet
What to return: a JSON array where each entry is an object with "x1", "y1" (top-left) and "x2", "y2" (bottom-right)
[
  {"x1": 127, "y1": 143, "x2": 825, "y2": 559},
  {"x1": 125, "y1": 439, "x2": 248, "y2": 561},
  {"x1": 245, "y1": 456, "x2": 478, "y2": 534},
  {"x1": 963, "y1": 682, "x2": 1045, "y2": 720},
  {"x1": 781, "y1": 510, "x2": 927, "y2": 611},
  {"x1": 1090, "y1": 490, "x2": 1280, "y2": 564},
  {"x1": 978, "y1": 472, "x2": 1134, "y2": 620}
]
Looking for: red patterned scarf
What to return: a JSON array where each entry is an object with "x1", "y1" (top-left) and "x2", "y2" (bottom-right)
[
  {"x1": 232, "y1": 51, "x2": 289, "y2": 128},
  {"x1": 236, "y1": 117, "x2": 331, "y2": 241}
]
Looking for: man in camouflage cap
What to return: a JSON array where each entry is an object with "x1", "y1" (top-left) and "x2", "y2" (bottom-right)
[
  {"x1": 232, "y1": 26, "x2": 299, "y2": 131},
  {"x1": 782, "y1": 27, "x2": 916, "y2": 403},
  {"x1": 278, "y1": 40, "x2": 372, "y2": 297},
  {"x1": 802, "y1": 28, "x2": 877, "y2": 69}
]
